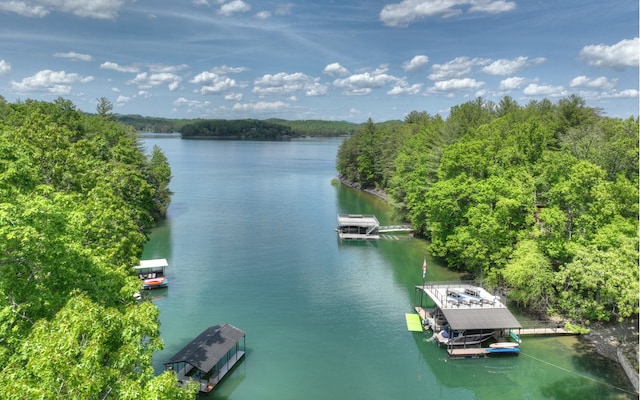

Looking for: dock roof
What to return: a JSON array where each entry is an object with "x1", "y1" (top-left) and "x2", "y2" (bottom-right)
[
  {"x1": 135, "y1": 258, "x2": 168, "y2": 269},
  {"x1": 417, "y1": 283, "x2": 522, "y2": 330},
  {"x1": 164, "y1": 324, "x2": 246, "y2": 373},
  {"x1": 337, "y1": 214, "x2": 379, "y2": 227},
  {"x1": 440, "y1": 308, "x2": 521, "y2": 330}
]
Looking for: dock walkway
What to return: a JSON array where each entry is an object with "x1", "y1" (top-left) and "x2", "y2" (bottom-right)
[
  {"x1": 517, "y1": 327, "x2": 572, "y2": 336},
  {"x1": 378, "y1": 224, "x2": 413, "y2": 233}
]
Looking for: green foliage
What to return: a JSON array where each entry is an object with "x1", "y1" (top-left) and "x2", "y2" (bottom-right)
[
  {"x1": 335, "y1": 95, "x2": 639, "y2": 323},
  {"x1": 0, "y1": 98, "x2": 191, "y2": 397},
  {"x1": 180, "y1": 119, "x2": 295, "y2": 140}
]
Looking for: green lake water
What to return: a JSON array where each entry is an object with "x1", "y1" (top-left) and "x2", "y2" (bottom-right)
[{"x1": 141, "y1": 137, "x2": 635, "y2": 400}]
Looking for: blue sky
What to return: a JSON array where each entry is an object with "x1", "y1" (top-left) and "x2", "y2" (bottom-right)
[{"x1": 0, "y1": 0, "x2": 637, "y2": 122}]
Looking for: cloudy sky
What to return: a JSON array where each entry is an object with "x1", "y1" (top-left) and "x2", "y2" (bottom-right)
[{"x1": 0, "y1": 0, "x2": 637, "y2": 122}]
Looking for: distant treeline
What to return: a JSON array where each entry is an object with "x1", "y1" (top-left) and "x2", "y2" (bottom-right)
[
  {"x1": 180, "y1": 118, "x2": 360, "y2": 139},
  {"x1": 115, "y1": 114, "x2": 195, "y2": 133},
  {"x1": 116, "y1": 114, "x2": 360, "y2": 138}
]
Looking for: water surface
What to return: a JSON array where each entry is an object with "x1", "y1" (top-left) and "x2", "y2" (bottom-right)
[{"x1": 141, "y1": 137, "x2": 634, "y2": 399}]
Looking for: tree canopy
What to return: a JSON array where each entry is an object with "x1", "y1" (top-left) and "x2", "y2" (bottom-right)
[
  {"x1": 336, "y1": 96, "x2": 639, "y2": 324},
  {"x1": 0, "y1": 97, "x2": 194, "y2": 398}
]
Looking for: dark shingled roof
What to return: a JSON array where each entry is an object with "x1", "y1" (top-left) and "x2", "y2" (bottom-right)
[
  {"x1": 164, "y1": 324, "x2": 245, "y2": 373},
  {"x1": 440, "y1": 308, "x2": 521, "y2": 331}
]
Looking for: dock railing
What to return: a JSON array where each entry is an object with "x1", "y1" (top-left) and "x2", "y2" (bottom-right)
[{"x1": 417, "y1": 281, "x2": 498, "y2": 309}]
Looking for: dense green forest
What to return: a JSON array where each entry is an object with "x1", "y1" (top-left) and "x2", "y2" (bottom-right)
[
  {"x1": 115, "y1": 114, "x2": 359, "y2": 137},
  {"x1": 0, "y1": 97, "x2": 196, "y2": 398},
  {"x1": 337, "y1": 96, "x2": 639, "y2": 326},
  {"x1": 180, "y1": 118, "x2": 296, "y2": 139},
  {"x1": 180, "y1": 118, "x2": 357, "y2": 139}
]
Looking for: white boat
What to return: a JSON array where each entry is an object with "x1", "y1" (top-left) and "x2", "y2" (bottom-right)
[{"x1": 436, "y1": 328, "x2": 497, "y2": 346}]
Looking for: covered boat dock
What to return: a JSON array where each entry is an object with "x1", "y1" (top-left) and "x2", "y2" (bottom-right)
[
  {"x1": 415, "y1": 282, "x2": 521, "y2": 358},
  {"x1": 336, "y1": 214, "x2": 380, "y2": 240},
  {"x1": 164, "y1": 324, "x2": 246, "y2": 393},
  {"x1": 134, "y1": 258, "x2": 169, "y2": 289}
]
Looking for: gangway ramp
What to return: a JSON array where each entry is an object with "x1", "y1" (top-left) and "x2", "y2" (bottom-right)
[{"x1": 379, "y1": 224, "x2": 413, "y2": 233}]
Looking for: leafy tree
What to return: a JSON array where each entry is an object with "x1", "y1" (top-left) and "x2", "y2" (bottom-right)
[
  {"x1": 501, "y1": 239, "x2": 554, "y2": 312},
  {"x1": 0, "y1": 97, "x2": 192, "y2": 397},
  {"x1": 0, "y1": 294, "x2": 198, "y2": 399}
]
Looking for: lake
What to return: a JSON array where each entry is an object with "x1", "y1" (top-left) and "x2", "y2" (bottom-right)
[{"x1": 141, "y1": 136, "x2": 634, "y2": 399}]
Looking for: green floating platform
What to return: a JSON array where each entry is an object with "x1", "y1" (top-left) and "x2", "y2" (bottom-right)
[{"x1": 405, "y1": 313, "x2": 423, "y2": 332}]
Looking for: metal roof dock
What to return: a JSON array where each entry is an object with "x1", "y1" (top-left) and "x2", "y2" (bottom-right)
[
  {"x1": 164, "y1": 324, "x2": 246, "y2": 394},
  {"x1": 416, "y1": 283, "x2": 521, "y2": 331}
]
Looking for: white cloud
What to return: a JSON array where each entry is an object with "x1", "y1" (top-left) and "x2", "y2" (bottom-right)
[
  {"x1": 0, "y1": 0, "x2": 131, "y2": 19},
  {"x1": 482, "y1": 56, "x2": 545, "y2": 75},
  {"x1": 209, "y1": 65, "x2": 248, "y2": 74},
  {"x1": 115, "y1": 95, "x2": 130, "y2": 106},
  {"x1": 387, "y1": 79, "x2": 422, "y2": 95},
  {"x1": 100, "y1": 61, "x2": 140, "y2": 73},
  {"x1": 53, "y1": 51, "x2": 93, "y2": 62},
  {"x1": 333, "y1": 68, "x2": 399, "y2": 95},
  {"x1": 0, "y1": 60, "x2": 11, "y2": 75},
  {"x1": 498, "y1": 76, "x2": 526, "y2": 90},
  {"x1": 191, "y1": 72, "x2": 238, "y2": 94},
  {"x1": 429, "y1": 56, "x2": 490, "y2": 80},
  {"x1": 193, "y1": 0, "x2": 210, "y2": 5},
  {"x1": 580, "y1": 37, "x2": 639, "y2": 69},
  {"x1": 323, "y1": 63, "x2": 349, "y2": 77},
  {"x1": 0, "y1": 1, "x2": 48, "y2": 17},
  {"x1": 224, "y1": 92, "x2": 243, "y2": 101},
  {"x1": 431, "y1": 77, "x2": 484, "y2": 91},
  {"x1": 569, "y1": 75, "x2": 616, "y2": 90},
  {"x1": 380, "y1": 0, "x2": 515, "y2": 28},
  {"x1": 10, "y1": 69, "x2": 93, "y2": 94},
  {"x1": 256, "y1": 11, "x2": 271, "y2": 19},
  {"x1": 174, "y1": 97, "x2": 211, "y2": 109},
  {"x1": 402, "y1": 55, "x2": 429, "y2": 72},
  {"x1": 128, "y1": 72, "x2": 182, "y2": 91},
  {"x1": 469, "y1": 0, "x2": 516, "y2": 14},
  {"x1": 218, "y1": 0, "x2": 250, "y2": 16},
  {"x1": 523, "y1": 83, "x2": 567, "y2": 97},
  {"x1": 232, "y1": 100, "x2": 289, "y2": 112},
  {"x1": 254, "y1": 72, "x2": 327, "y2": 97},
  {"x1": 600, "y1": 89, "x2": 640, "y2": 99},
  {"x1": 149, "y1": 64, "x2": 189, "y2": 73}
]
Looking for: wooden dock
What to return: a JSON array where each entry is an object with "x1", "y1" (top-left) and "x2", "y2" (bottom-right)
[{"x1": 447, "y1": 347, "x2": 488, "y2": 359}]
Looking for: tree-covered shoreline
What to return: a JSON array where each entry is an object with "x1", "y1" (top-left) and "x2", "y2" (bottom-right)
[
  {"x1": 0, "y1": 96, "x2": 196, "y2": 398},
  {"x1": 337, "y1": 96, "x2": 639, "y2": 327}
]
